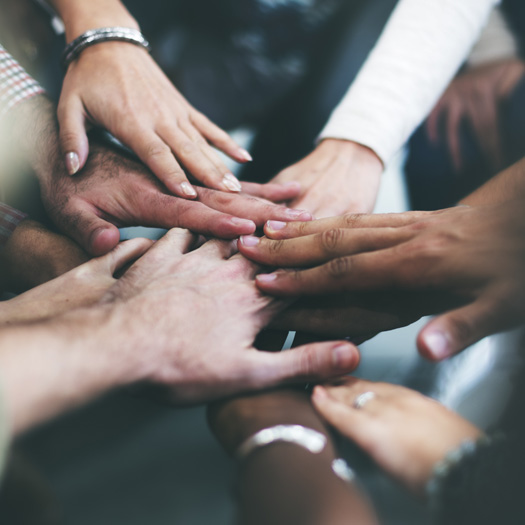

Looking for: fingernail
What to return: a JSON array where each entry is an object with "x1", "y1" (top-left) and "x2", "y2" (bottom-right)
[
  {"x1": 181, "y1": 182, "x2": 197, "y2": 197},
  {"x1": 332, "y1": 344, "x2": 355, "y2": 369},
  {"x1": 65, "y1": 152, "x2": 80, "y2": 176},
  {"x1": 285, "y1": 208, "x2": 313, "y2": 221},
  {"x1": 266, "y1": 220, "x2": 287, "y2": 231},
  {"x1": 423, "y1": 330, "x2": 451, "y2": 360},
  {"x1": 230, "y1": 217, "x2": 256, "y2": 230},
  {"x1": 239, "y1": 235, "x2": 259, "y2": 247},
  {"x1": 256, "y1": 273, "x2": 278, "y2": 284},
  {"x1": 284, "y1": 181, "x2": 301, "y2": 190},
  {"x1": 238, "y1": 148, "x2": 253, "y2": 162},
  {"x1": 222, "y1": 173, "x2": 242, "y2": 192}
]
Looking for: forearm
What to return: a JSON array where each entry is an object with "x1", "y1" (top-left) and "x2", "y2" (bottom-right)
[
  {"x1": 48, "y1": 0, "x2": 139, "y2": 41},
  {"x1": 0, "y1": 306, "x2": 140, "y2": 436},
  {"x1": 209, "y1": 390, "x2": 378, "y2": 525},
  {"x1": 461, "y1": 157, "x2": 525, "y2": 206},
  {"x1": 319, "y1": 0, "x2": 499, "y2": 164}
]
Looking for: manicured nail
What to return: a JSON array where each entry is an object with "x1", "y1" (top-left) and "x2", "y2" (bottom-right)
[
  {"x1": 181, "y1": 182, "x2": 197, "y2": 197},
  {"x1": 285, "y1": 208, "x2": 313, "y2": 220},
  {"x1": 423, "y1": 330, "x2": 451, "y2": 360},
  {"x1": 240, "y1": 235, "x2": 259, "y2": 247},
  {"x1": 230, "y1": 217, "x2": 256, "y2": 230},
  {"x1": 65, "y1": 152, "x2": 80, "y2": 176},
  {"x1": 238, "y1": 148, "x2": 253, "y2": 162},
  {"x1": 256, "y1": 273, "x2": 278, "y2": 284},
  {"x1": 332, "y1": 344, "x2": 355, "y2": 369},
  {"x1": 222, "y1": 173, "x2": 242, "y2": 192},
  {"x1": 266, "y1": 220, "x2": 287, "y2": 231}
]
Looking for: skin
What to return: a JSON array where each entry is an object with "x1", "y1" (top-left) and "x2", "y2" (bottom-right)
[
  {"x1": 238, "y1": 164, "x2": 525, "y2": 359},
  {"x1": 0, "y1": 228, "x2": 360, "y2": 436},
  {"x1": 208, "y1": 390, "x2": 378, "y2": 525},
  {"x1": 426, "y1": 59, "x2": 525, "y2": 172},
  {"x1": 50, "y1": 0, "x2": 251, "y2": 196},
  {"x1": 312, "y1": 378, "x2": 481, "y2": 496},
  {"x1": 270, "y1": 139, "x2": 383, "y2": 218},
  {"x1": 4, "y1": 95, "x2": 310, "y2": 256},
  {"x1": 0, "y1": 219, "x2": 89, "y2": 294}
]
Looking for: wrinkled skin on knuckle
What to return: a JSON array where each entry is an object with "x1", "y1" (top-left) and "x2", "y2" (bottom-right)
[
  {"x1": 319, "y1": 228, "x2": 345, "y2": 255},
  {"x1": 326, "y1": 256, "x2": 352, "y2": 280},
  {"x1": 342, "y1": 213, "x2": 365, "y2": 229}
]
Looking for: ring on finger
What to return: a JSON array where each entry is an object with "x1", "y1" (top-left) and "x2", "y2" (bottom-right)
[{"x1": 353, "y1": 391, "x2": 376, "y2": 410}]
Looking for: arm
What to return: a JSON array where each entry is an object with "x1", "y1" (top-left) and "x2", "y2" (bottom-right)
[
  {"x1": 0, "y1": 229, "x2": 359, "y2": 436},
  {"x1": 271, "y1": 0, "x2": 499, "y2": 217},
  {"x1": 208, "y1": 390, "x2": 378, "y2": 525},
  {"x1": 45, "y1": 0, "x2": 251, "y2": 197},
  {"x1": 0, "y1": 48, "x2": 309, "y2": 256}
]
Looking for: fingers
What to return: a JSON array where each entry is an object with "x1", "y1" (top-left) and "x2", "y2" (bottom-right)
[
  {"x1": 445, "y1": 102, "x2": 464, "y2": 173},
  {"x1": 190, "y1": 111, "x2": 252, "y2": 163},
  {"x1": 196, "y1": 187, "x2": 313, "y2": 227},
  {"x1": 158, "y1": 122, "x2": 242, "y2": 194},
  {"x1": 239, "y1": 227, "x2": 409, "y2": 267},
  {"x1": 130, "y1": 132, "x2": 198, "y2": 199},
  {"x1": 426, "y1": 102, "x2": 443, "y2": 145},
  {"x1": 141, "y1": 191, "x2": 257, "y2": 238},
  {"x1": 53, "y1": 201, "x2": 121, "y2": 256},
  {"x1": 263, "y1": 211, "x2": 435, "y2": 240},
  {"x1": 243, "y1": 341, "x2": 360, "y2": 390},
  {"x1": 99, "y1": 237, "x2": 154, "y2": 275},
  {"x1": 240, "y1": 181, "x2": 302, "y2": 203},
  {"x1": 417, "y1": 296, "x2": 501, "y2": 361},
  {"x1": 57, "y1": 97, "x2": 90, "y2": 176},
  {"x1": 191, "y1": 238, "x2": 239, "y2": 260},
  {"x1": 255, "y1": 249, "x2": 404, "y2": 296}
]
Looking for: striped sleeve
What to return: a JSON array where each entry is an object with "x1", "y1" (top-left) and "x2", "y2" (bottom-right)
[
  {"x1": 0, "y1": 44, "x2": 45, "y2": 119},
  {"x1": 0, "y1": 203, "x2": 27, "y2": 246}
]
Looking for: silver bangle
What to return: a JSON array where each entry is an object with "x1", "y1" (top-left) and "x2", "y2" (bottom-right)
[
  {"x1": 62, "y1": 27, "x2": 151, "y2": 69},
  {"x1": 236, "y1": 425, "x2": 327, "y2": 460}
]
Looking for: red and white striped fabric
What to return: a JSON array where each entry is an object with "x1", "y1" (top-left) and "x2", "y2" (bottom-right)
[{"x1": 0, "y1": 44, "x2": 44, "y2": 119}]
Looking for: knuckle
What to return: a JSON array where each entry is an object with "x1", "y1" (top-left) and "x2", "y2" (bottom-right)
[
  {"x1": 298, "y1": 349, "x2": 319, "y2": 378},
  {"x1": 145, "y1": 141, "x2": 171, "y2": 160},
  {"x1": 267, "y1": 239, "x2": 285, "y2": 256},
  {"x1": 342, "y1": 213, "x2": 365, "y2": 229},
  {"x1": 319, "y1": 228, "x2": 344, "y2": 255},
  {"x1": 179, "y1": 141, "x2": 196, "y2": 157},
  {"x1": 448, "y1": 315, "x2": 474, "y2": 344},
  {"x1": 326, "y1": 256, "x2": 352, "y2": 279}
]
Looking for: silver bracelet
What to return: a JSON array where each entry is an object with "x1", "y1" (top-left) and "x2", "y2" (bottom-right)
[
  {"x1": 62, "y1": 27, "x2": 151, "y2": 69},
  {"x1": 236, "y1": 425, "x2": 357, "y2": 485},
  {"x1": 236, "y1": 425, "x2": 327, "y2": 460}
]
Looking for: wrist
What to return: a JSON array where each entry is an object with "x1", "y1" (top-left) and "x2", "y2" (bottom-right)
[
  {"x1": 319, "y1": 139, "x2": 383, "y2": 173},
  {"x1": 53, "y1": 1, "x2": 140, "y2": 43}
]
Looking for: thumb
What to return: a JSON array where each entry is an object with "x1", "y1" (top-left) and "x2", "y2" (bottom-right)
[
  {"x1": 55, "y1": 201, "x2": 121, "y2": 256},
  {"x1": 243, "y1": 341, "x2": 360, "y2": 390},
  {"x1": 417, "y1": 298, "x2": 499, "y2": 361},
  {"x1": 58, "y1": 98, "x2": 89, "y2": 175}
]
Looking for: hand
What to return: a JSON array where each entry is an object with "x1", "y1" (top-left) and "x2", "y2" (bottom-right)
[
  {"x1": 240, "y1": 201, "x2": 525, "y2": 360},
  {"x1": 55, "y1": 2, "x2": 251, "y2": 197},
  {"x1": 312, "y1": 378, "x2": 481, "y2": 495},
  {"x1": 101, "y1": 229, "x2": 361, "y2": 405},
  {"x1": 0, "y1": 219, "x2": 89, "y2": 293},
  {"x1": 0, "y1": 237, "x2": 152, "y2": 325},
  {"x1": 427, "y1": 59, "x2": 525, "y2": 172},
  {"x1": 270, "y1": 139, "x2": 383, "y2": 218},
  {"x1": 41, "y1": 146, "x2": 308, "y2": 256}
]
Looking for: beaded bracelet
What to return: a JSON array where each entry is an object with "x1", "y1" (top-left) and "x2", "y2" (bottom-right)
[{"x1": 62, "y1": 27, "x2": 151, "y2": 69}]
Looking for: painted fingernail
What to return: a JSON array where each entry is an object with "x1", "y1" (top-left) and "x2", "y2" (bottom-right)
[
  {"x1": 238, "y1": 148, "x2": 253, "y2": 162},
  {"x1": 239, "y1": 235, "x2": 259, "y2": 247},
  {"x1": 256, "y1": 273, "x2": 278, "y2": 284},
  {"x1": 65, "y1": 152, "x2": 80, "y2": 176},
  {"x1": 423, "y1": 330, "x2": 451, "y2": 360},
  {"x1": 266, "y1": 220, "x2": 287, "y2": 231},
  {"x1": 332, "y1": 344, "x2": 355, "y2": 369},
  {"x1": 230, "y1": 217, "x2": 256, "y2": 230},
  {"x1": 285, "y1": 208, "x2": 313, "y2": 220},
  {"x1": 181, "y1": 182, "x2": 197, "y2": 197},
  {"x1": 222, "y1": 173, "x2": 242, "y2": 192}
]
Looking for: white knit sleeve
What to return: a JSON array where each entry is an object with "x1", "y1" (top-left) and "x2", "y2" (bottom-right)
[{"x1": 318, "y1": 0, "x2": 501, "y2": 165}]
